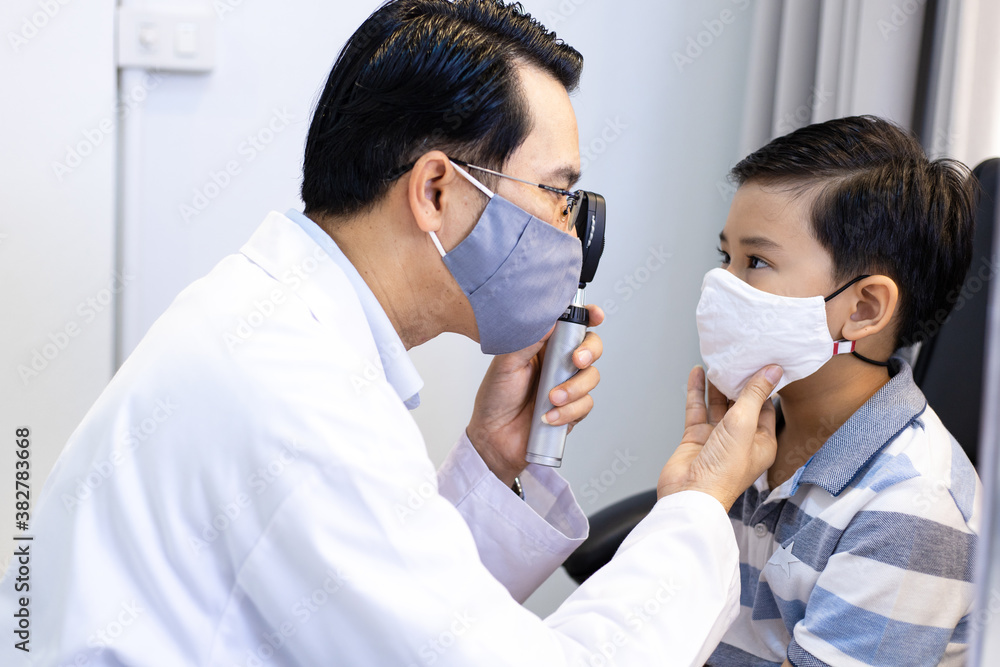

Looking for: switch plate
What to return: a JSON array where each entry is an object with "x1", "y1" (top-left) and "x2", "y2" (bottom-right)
[{"x1": 117, "y1": 5, "x2": 215, "y2": 72}]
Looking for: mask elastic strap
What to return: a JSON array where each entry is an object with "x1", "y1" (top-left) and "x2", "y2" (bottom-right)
[
  {"x1": 824, "y1": 274, "x2": 870, "y2": 302},
  {"x1": 428, "y1": 161, "x2": 497, "y2": 258},
  {"x1": 428, "y1": 231, "x2": 446, "y2": 257},
  {"x1": 450, "y1": 160, "x2": 496, "y2": 199},
  {"x1": 826, "y1": 275, "x2": 891, "y2": 367},
  {"x1": 832, "y1": 340, "x2": 891, "y2": 367},
  {"x1": 852, "y1": 351, "x2": 891, "y2": 367}
]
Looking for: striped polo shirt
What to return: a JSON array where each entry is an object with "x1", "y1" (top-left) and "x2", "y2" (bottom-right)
[{"x1": 708, "y1": 359, "x2": 980, "y2": 667}]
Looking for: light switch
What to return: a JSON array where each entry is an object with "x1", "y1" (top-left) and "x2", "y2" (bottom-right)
[
  {"x1": 138, "y1": 23, "x2": 159, "y2": 51},
  {"x1": 174, "y1": 23, "x2": 198, "y2": 58},
  {"x1": 118, "y1": 5, "x2": 215, "y2": 72}
]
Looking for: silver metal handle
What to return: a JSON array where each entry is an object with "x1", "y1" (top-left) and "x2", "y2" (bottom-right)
[{"x1": 525, "y1": 317, "x2": 587, "y2": 467}]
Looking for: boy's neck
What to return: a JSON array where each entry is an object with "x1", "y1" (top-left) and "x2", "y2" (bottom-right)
[{"x1": 768, "y1": 357, "x2": 892, "y2": 489}]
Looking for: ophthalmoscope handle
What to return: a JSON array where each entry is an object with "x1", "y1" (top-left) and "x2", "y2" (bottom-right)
[{"x1": 525, "y1": 290, "x2": 589, "y2": 468}]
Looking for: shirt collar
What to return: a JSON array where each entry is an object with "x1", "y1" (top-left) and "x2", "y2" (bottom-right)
[
  {"x1": 285, "y1": 209, "x2": 423, "y2": 409},
  {"x1": 795, "y1": 357, "x2": 927, "y2": 496}
]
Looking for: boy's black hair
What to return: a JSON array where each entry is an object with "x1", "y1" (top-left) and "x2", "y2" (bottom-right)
[
  {"x1": 301, "y1": 0, "x2": 582, "y2": 219},
  {"x1": 730, "y1": 115, "x2": 976, "y2": 348}
]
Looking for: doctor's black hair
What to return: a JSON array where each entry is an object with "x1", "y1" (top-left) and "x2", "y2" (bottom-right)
[
  {"x1": 301, "y1": 0, "x2": 582, "y2": 218},
  {"x1": 729, "y1": 115, "x2": 976, "y2": 349}
]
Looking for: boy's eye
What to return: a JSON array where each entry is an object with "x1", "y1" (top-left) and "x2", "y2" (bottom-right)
[
  {"x1": 716, "y1": 247, "x2": 730, "y2": 266},
  {"x1": 748, "y1": 255, "x2": 770, "y2": 269}
]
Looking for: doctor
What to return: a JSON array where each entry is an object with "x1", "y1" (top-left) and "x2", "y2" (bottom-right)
[{"x1": 2, "y1": 1, "x2": 783, "y2": 665}]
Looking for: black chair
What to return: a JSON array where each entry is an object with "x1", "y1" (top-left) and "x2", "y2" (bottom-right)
[{"x1": 564, "y1": 158, "x2": 1000, "y2": 585}]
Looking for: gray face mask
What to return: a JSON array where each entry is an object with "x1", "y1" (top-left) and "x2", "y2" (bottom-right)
[{"x1": 429, "y1": 162, "x2": 582, "y2": 355}]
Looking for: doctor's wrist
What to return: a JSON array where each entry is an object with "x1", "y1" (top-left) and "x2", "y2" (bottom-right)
[{"x1": 464, "y1": 427, "x2": 526, "y2": 488}]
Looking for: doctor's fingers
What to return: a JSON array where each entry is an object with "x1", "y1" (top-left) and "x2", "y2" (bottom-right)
[
  {"x1": 586, "y1": 303, "x2": 606, "y2": 327},
  {"x1": 549, "y1": 366, "x2": 601, "y2": 414},
  {"x1": 569, "y1": 305, "x2": 604, "y2": 367},
  {"x1": 683, "y1": 366, "x2": 710, "y2": 431},
  {"x1": 573, "y1": 329, "x2": 603, "y2": 368},
  {"x1": 706, "y1": 378, "x2": 729, "y2": 425},
  {"x1": 549, "y1": 392, "x2": 594, "y2": 429}
]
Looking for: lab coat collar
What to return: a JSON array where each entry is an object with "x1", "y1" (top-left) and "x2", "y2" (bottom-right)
[{"x1": 283, "y1": 209, "x2": 423, "y2": 409}]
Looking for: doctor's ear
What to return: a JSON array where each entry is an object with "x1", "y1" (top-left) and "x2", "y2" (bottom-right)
[
  {"x1": 406, "y1": 151, "x2": 457, "y2": 233},
  {"x1": 840, "y1": 275, "x2": 899, "y2": 342}
]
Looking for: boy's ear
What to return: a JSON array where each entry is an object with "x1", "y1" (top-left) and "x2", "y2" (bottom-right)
[{"x1": 840, "y1": 275, "x2": 899, "y2": 342}]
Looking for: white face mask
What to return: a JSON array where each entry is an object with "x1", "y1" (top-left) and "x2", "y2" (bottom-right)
[{"x1": 695, "y1": 268, "x2": 882, "y2": 400}]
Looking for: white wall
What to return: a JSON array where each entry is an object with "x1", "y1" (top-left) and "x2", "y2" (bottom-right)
[{"x1": 0, "y1": 0, "x2": 117, "y2": 572}]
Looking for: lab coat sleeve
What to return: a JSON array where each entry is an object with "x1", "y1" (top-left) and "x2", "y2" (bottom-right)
[
  {"x1": 234, "y1": 454, "x2": 740, "y2": 667},
  {"x1": 436, "y1": 432, "x2": 588, "y2": 603},
  {"x1": 546, "y1": 491, "x2": 742, "y2": 666}
]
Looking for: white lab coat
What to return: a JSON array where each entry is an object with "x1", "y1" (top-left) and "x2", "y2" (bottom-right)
[{"x1": 1, "y1": 211, "x2": 740, "y2": 666}]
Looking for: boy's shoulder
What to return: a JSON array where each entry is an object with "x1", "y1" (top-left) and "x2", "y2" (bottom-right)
[
  {"x1": 826, "y1": 359, "x2": 981, "y2": 534},
  {"x1": 798, "y1": 358, "x2": 980, "y2": 532},
  {"x1": 853, "y1": 402, "x2": 980, "y2": 531}
]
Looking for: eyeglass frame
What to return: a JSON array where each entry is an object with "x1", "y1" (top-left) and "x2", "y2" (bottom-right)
[{"x1": 385, "y1": 157, "x2": 582, "y2": 224}]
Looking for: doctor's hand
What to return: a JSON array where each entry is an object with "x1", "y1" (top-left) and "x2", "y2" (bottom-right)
[
  {"x1": 467, "y1": 305, "x2": 605, "y2": 488},
  {"x1": 656, "y1": 365, "x2": 782, "y2": 512}
]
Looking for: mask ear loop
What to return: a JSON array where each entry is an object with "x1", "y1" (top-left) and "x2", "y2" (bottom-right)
[
  {"x1": 823, "y1": 274, "x2": 870, "y2": 303},
  {"x1": 450, "y1": 161, "x2": 496, "y2": 199},
  {"x1": 428, "y1": 160, "x2": 497, "y2": 258},
  {"x1": 824, "y1": 274, "x2": 891, "y2": 368}
]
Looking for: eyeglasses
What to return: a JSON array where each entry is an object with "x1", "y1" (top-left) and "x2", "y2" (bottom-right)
[{"x1": 387, "y1": 158, "x2": 581, "y2": 230}]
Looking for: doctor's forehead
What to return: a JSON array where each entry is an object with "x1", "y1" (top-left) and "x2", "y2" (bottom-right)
[{"x1": 507, "y1": 64, "x2": 580, "y2": 184}]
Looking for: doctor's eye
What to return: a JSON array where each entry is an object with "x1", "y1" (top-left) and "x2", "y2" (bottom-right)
[
  {"x1": 716, "y1": 247, "x2": 730, "y2": 266},
  {"x1": 747, "y1": 255, "x2": 770, "y2": 269}
]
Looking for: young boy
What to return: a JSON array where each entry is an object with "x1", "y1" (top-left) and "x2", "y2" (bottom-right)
[{"x1": 699, "y1": 116, "x2": 980, "y2": 666}]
